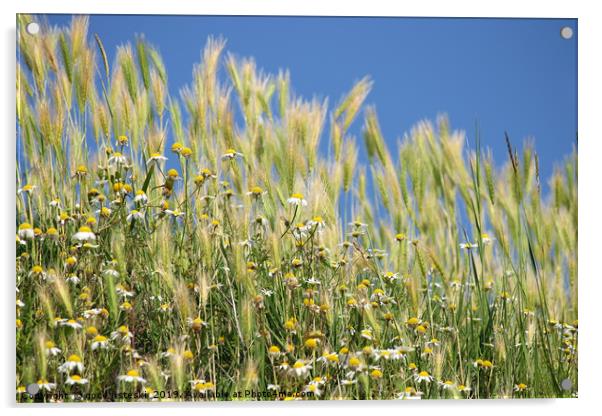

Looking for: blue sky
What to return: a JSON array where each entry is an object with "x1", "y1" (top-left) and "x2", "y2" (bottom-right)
[{"x1": 41, "y1": 14, "x2": 577, "y2": 186}]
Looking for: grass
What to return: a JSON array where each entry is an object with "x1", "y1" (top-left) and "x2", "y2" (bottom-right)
[{"x1": 16, "y1": 15, "x2": 577, "y2": 402}]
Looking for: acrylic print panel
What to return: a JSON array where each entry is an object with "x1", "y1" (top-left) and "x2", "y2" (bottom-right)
[{"x1": 15, "y1": 14, "x2": 577, "y2": 402}]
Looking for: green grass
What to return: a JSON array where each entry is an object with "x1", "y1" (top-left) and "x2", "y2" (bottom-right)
[{"x1": 16, "y1": 15, "x2": 577, "y2": 401}]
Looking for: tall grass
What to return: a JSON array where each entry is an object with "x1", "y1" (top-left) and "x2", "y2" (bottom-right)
[{"x1": 16, "y1": 15, "x2": 577, "y2": 402}]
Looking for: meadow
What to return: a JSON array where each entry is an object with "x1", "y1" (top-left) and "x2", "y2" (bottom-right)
[{"x1": 16, "y1": 15, "x2": 577, "y2": 401}]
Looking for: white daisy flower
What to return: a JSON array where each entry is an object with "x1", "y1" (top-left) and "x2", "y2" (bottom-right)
[
  {"x1": 72, "y1": 226, "x2": 96, "y2": 242},
  {"x1": 439, "y1": 380, "x2": 456, "y2": 390},
  {"x1": 118, "y1": 369, "x2": 146, "y2": 383},
  {"x1": 18, "y1": 184, "x2": 36, "y2": 194},
  {"x1": 66, "y1": 375, "x2": 89, "y2": 385},
  {"x1": 60, "y1": 319, "x2": 83, "y2": 329},
  {"x1": 108, "y1": 152, "x2": 128, "y2": 165},
  {"x1": 146, "y1": 152, "x2": 167, "y2": 165},
  {"x1": 17, "y1": 223, "x2": 35, "y2": 240},
  {"x1": 37, "y1": 379, "x2": 57, "y2": 391},
  {"x1": 134, "y1": 190, "x2": 148, "y2": 204},
  {"x1": 127, "y1": 209, "x2": 145, "y2": 222},
  {"x1": 291, "y1": 360, "x2": 312, "y2": 377},
  {"x1": 58, "y1": 354, "x2": 85, "y2": 373},
  {"x1": 45, "y1": 341, "x2": 62, "y2": 356},
  {"x1": 111, "y1": 325, "x2": 133, "y2": 343},
  {"x1": 287, "y1": 193, "x2": 308, "y2": 207},
  {"x1": 221, "y1": 148, "x2": 243, "y2": 160},
  {"x1": 91, "y1": 335, "x2": 110, "y2": 350},
  {"x1": 459, "y1": 242, "x2": 478, "y2": 250},
  {"x1": 414, "y1": 370, "x2": 434, "y2": 383}
]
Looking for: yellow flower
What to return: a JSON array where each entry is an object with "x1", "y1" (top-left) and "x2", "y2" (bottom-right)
[
  {"x1": 304, "y1": 338, "x2": 319, "y2": 349},
  {"x1": 404, "y1": 317, "x2": 421, "y2": 328},
  {"x1": 514, "y1": 383, "x2": 528, "y2": 392},
  {"x1": 347, "y1": 356, "x2": 362, "y2": 370},
  {"x1": 171, "y1": 142, "x2": 184, "y2": 153},
  {"x1": 370, "y1": 369, "x2": 383, "y2": 379},
  {"x1": 247, "y1": 186, "x2": 264, "y2": 197}
]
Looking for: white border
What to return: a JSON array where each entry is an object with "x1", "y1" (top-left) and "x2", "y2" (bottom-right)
[{"x1": 2, "y1": 1, "x2": 600, "y2": 415}]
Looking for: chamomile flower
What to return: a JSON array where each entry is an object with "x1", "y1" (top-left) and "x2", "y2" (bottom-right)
[
  {"x1": 126, "y1": 209, "x2": 145, "y2": 222},
  {"x1": 370, "y1": 368, "x2": 384, "y2": 379},
  {"x1": 268, "y1": 345, "x2": 282, "y2": 358},
  {"x1": 221, "y1": 148, "x2": 243, "y2": 160},
  {"x1": 192, "y1": 380, "x2": 215, "y2": 394},
  {"x1": 247, "y1": 186, "x2": 265, "y2": 198},
  {"x1": 397, "y1": 386, "x2": 423, "y2": 400},
  {"x1": 342, "y1": 378, "x2": 357, "y2": 386},
  {"x1": 118, "y1": 369, "x2": 146, "y2": 383},
  {"x1": 146, "y1": 152, "x2": 167, "y2": 165},
  {"x1": 346, "y1": 356, "x2": 364, "y2": 372},
  {"x1": 111, "y1": 325, "x2": 133, "y2": 343},
  {"x1": 473, "y1": 359, "x2": 494, "y2": 369},
  {"x1": 91, "y1": 335, "x2": 110, "y2": 350},
  {"x1": 97, "y1": 206, "x2": 112, "y2": 218},
  {"x1": 108, "y1": 152, "x2": 128, "y2": 165},
  {"x1": 439, "y1": 380, "x2": 456, "y2": 390},
  {"x1": 116, "y1": 284, "x2": 134, "y2": 298},
  {"x1": 481, "y1": 233, "x2": 494, "y2": 245},
  {"x1": 304, "y1": 381, "x2": 322, "y2": 397},
  {"x1": 188, "y1": 317, "x2": 208, "y2": 331},
  {"x1": 514, "y1": 383, "x2": 528, "y2": 392},
  {"x1": 287, "y1": 193, "x2": 308, "y2": 207},
  {"x1": 318, "y1": 351, "x2": 340, "y2": 365},
  {"x1": 171, "y1": 142, "x2": 184, "y2": 153},
  {"x1": 58, "y1": 354, "x2": 84, "y2": 373},
  {"x1": 117, "y1": 135, "x2": 129, "y2": 146},
  {"x1": 414, "y1": 370, "x2": 434, "y2": 383},
  {"x1": 304, "y1": 338, "x2": 319, "y2": 349},
  {"x1": 18, "y1": 184, "x2": 36, "y2": 194},
  {"x1": 457, "y1": 384, "x2": 472, "y2": 393},
  {"x1": 308, "y1": 216, "x2": 326, "y2": 231},
  {"x1": 459, "y1": 242, "x2": 478, "y2": 250},
  {"x1": 360, "y1": 328, "x2": 373, "y2": 340},
  {"x1": 18, "y1": 223, "x2": 35, "y2": 240},
  {"x1": 134, "y1": 190, "x2": 148, "y2": 204},
  {"x1": 45, "y1": 340, "x2": 62, "y2": 356},
  {"x1": 291, "y1": 360, "x2": 312, "y2": 377},
  {"x1": 37, "y1": 379, "x2": 57, "y2": 391},
  {"x1": 29, "y1": 265, "x2": 46, "y2": 279},
  {"x1": 66, "y1": 374, "x2": 89, "y2": 385},
  {"x1": 72, "y1": 226, "x2": 96, "y2": 242},
  {"x1": 61, "y1": 319, "x2": 83, "y2": 330}
]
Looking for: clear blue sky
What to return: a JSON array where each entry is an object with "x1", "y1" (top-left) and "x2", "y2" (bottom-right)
[{"x1": 41, "y1": 14, "x2": 577, "y2": 185}]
